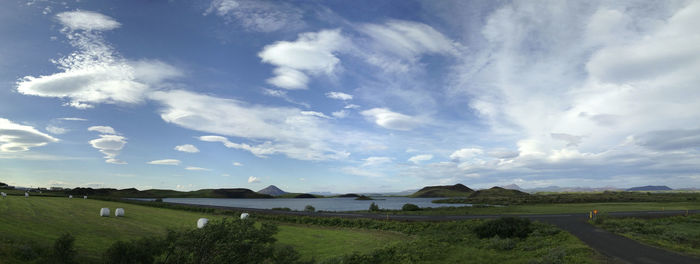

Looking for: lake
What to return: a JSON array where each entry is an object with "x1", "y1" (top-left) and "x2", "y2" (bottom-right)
[{"x1": 135, "y1": 197, "x2": 470, "y2": 211}]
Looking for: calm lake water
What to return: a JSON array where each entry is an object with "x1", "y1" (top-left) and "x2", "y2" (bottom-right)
[{"x1": 135, "y1": 197, "x2": 470, "y2": 211}]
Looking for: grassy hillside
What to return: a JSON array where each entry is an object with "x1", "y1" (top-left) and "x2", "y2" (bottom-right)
[
  {"x1": 410, "y1": 183, "x2": 474, "y2": 197},
  {"x1": 0, "y1": 196, "x2": 405, "y2": 262}
]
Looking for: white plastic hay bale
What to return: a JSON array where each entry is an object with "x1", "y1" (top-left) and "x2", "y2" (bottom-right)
[
  {"x1": 83, "y1": 196, "x2": 87, "y2": 199},
  {"x1": 115, "y1": 208, "x2": 125, "y2": 217},
  {"x1": 69, "y1": 195, "x2": 73, "y2": 199},
  {"x1": 240, "y1": 213, "x2": 249, "y2": 220},
  {"x1": 1, "y1": 192, "x2": 6, "y2": 197},
  {"x1": 197, "y1": 218, "x2": 209, "y2": 229},
  {"x1": 100, "y1": 208, "x2": 110, "y2": 217},
  {"x1": 25, "y1": 192, "x2": 29, "y2": 197}
]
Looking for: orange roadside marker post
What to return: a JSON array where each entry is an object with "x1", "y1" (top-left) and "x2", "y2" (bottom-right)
[{"x1": 589, "y1": 211, "x2": 593, "y2": 219}]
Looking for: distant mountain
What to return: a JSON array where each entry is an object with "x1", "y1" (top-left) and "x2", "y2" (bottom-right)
[
  {"x1": 525, "y1": 186, "x2": 622, "y2": 193},
  {"x1": 500, "y1": 184, "x2": 522, "y2": 191},
  {"x1": 411, "y1": 184, "x2": 474, "y2": 197},
  {"x1": 470, "y1": 186, "x2": 530, "y2": 198},
  {"x1": 309, "y1": 191, "x2": 337, "y2": 196},
  {"x1": 257, "y1": 185, "x2": 287, "y2": 196},
  {"x1": 626, "y1": 185, "x2": 672, "y2": 191}
]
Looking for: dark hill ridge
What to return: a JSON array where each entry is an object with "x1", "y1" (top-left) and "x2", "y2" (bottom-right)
[
  {"x1": 411, "y1": 184, "x2": 474, "y2": 197},
  {"x1": 469, "y1": 186, "x2": 530, "y2": 198},
  {"x1": 257, "y1": 185, "x2": 287, "y2": 196},
  {"x1": 627, "y1": 185, "x2": 672, "y2": 191},
  {"x1": 64, "y1": 187, "x2": 271, "y2": 198}
]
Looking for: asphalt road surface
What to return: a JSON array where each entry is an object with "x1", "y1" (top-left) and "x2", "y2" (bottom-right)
[{"x1": 168, "y1": 202, "x2": 700, "y2": 264}]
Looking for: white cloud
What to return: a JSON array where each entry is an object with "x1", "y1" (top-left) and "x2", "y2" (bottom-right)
[
  {"x1": 331, "y1": 110, "x2": 348, "y2": 119},
  {"x1": 259, "y1": 29, "x2": 346, "y2": 89},
  {"x1": 341, "y1": 166, "x2": 383, "y2": 178},
  {"x1": 449, "y1": 148, "x2": 484, "y2": 162},
  {"x1": 361, "y1": 108, "x2": 420, "y2": 131},
  {"x1": 151, "y1": 90, "x2": 350, "y2": 161},
  {"x1": 344, "y1": 104, "x2": 360, "y2": 109},
  {"x1": 205, "y1": 0, "x2": 305, "y2": 32},
  {"x1": 174, "y1": 144, "x2": 199, "y2": 153},
  {"x1": 88, "y1": 134, "x2": 126, "y2": 164},
  {"x1": 233, "y1": 162, "x2": 243, "y2": 166},
  {"x1": 16, "y1": 11, "x2": 182, "y2": 109},
  {"x1": 360, "y1": 20, "x2": 458, "y2": 59},
  {"x1": 408, "y1": 154, "x2": 433, "y2": 164},
  {"x1": 147, "y1": 159, "x2": 181, "y2": 165},
  {"x1": 55, "y1": 10, "x2": 121, "y2": 31},
  {"x1": 300, "y1": 111, "x2": 331, "y2": 119},
  {"x1": 247, "y1": 176, "x2": 260, "y2": 183},
  {"x1": 362, "y1": 156, "x2": 392, "y2": 166},
  {"x1": 185, "y1": 166, "x2": 211, "y2": 171},
  {"x1": 59, "y1": 117, "x2": 87, "y2": 121},
  {"x1": 46, "y1": 125, "x2": 68, "y2": 135},
  {"x1": 0, "y1": 118, "x2": 59, "y2": 152},
  {"x1": 326, "y1": 92, "x2": 353, "y2": 100},
  {"x1": 88, "y1": 126, "x2": 116, "y2": 135}
]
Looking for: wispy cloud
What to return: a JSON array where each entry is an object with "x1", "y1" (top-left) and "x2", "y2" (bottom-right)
[
  {"x1": 0, "y1": 118, "x2": 58, "y2": 152},
  {"x1": 174, "y1": 144, "x2": 199, "y2": 153},
  {"x1": 147, "y1": 159, "x2": 181, "y2": 165}
]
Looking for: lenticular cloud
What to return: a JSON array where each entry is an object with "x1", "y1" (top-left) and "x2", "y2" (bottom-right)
[{"x1": 16, "y1": 10, "x2": 181, "y2": 109}]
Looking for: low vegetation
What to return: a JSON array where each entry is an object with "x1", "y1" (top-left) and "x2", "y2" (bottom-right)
[
  {"x1": 435, "y1": 190, "x2": 700, "y2": 205},
  {"x1": 0, "y1": 196, "x2": 600, "y2": 263},
  {"x1": 593, "y1": 214, "x2": 700, "y2": 257}
]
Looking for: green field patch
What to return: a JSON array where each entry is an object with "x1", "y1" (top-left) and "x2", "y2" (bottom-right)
[
  {"x1": 0, "y1": 196, "x2": 404, "y2": 262},
  {"x1": 275, "y1": 223, "x2": 409, "y2": 261},
  {"x1": 595, "y1": 214, "x2": 700, "y2": 257}
]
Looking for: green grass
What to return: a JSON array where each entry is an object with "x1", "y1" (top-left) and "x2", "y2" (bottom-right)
[
  {"x1": 0, "y1": 196, "x2": 405, "y2": 262},
  {"x1": 594, "y1": 214, "x2": 700, "y2": 257},
  {"x1": 275, "y1": 224, "x2": 407, "y2": 261},
  {"x1": 369, "y1": 202, "x2": 700, "y2": 215}
]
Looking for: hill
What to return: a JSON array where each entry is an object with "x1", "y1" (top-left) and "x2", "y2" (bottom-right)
[
  {"x1": 410, "y1": 184, "x2": 474, "y2": 197},
  {"x1": 469, "y1": 187, "x2": 530, "y2": 198},
  {"x1": 499, "y1": 184, "x2": 522, "y2": 191},
  {"x1": 64, "y1": 187, "x2": 272, "y2": 198},
  {"x1": 257, "y1": 185, "x2": 287, "y2": 196},
  {"x1": 627, "y1": 185, "x2": 673, "y2": 191}
]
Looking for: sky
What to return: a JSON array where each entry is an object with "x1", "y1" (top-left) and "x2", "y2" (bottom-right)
[{"x1": 1, "y1": 0, "x2": 699, "y2": 193}]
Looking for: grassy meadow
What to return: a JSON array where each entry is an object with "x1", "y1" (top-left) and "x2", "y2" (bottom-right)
[
  {"x1": 0, "y1": 196, "x2": 405, "y2": 263},
  {"x1": 594, "y1": 214, "x2": 700, "y2": 257},
  {"x1": 0, "y1": 196, "x2": 602, "y2": 263}
]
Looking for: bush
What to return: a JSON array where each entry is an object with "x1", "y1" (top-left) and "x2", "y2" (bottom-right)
[
  {"x1": 486, "y1": 236, "x2": 516, "y2": 250},
  {"x1": 473, "y1": 217, "x2": 532, "y2": 239},
  {"x1": 52, "y1": 233, "x2": 77, "y2": 264},
  {"x1": 103, "y1": 237, "x2": 165, "y2": 264},
  {"x1": 401, "y1": 203, "x2": 420, "y2": 211},
  {"x1": 304, "y1": 205, "x2": 315, "y2": 212},
  {"x1": 369, "y1": 202, "x2": 380, "y2": 211}
]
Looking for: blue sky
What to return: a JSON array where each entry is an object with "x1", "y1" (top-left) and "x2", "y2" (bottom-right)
[{"x1": 1, "y1": 0, "x2": 699, "y2": 193}]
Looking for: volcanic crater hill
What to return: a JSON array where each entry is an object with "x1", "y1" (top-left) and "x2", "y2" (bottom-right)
[
  {"x1": 410, "y1": 183, "x2": 475, "y2": 197},
  {"x1": 468, "y1": 186, "x2": 530, "y2": 198},
  {"x1": 257, "y1": 185, "x2": 288, "y2": 196}
]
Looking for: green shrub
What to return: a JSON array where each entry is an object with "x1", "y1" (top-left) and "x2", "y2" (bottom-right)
[
  {"x1": 369, "y1": 202, "x2": 380, "y2": 211},
  {"x1": 52, "y1": 233, "x2": 77, "y2": 264},
  {"x1": 401, "y1": 203, "x2": 420, "y2": 211},
  {"x1": 304, "y1": 205, "x2": 315, "y2": 212},
  {"x1": 103, "y1": 237, "x2": 165, "y2": 264},
  {"x1": 486, "y1": 236, "x2": 516, "y2": 250},
  {"x1": 473, "y1": 217, "x2": 532, "y2": 239}
]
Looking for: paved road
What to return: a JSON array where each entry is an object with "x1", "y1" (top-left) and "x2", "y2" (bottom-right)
[{"x1": 167, "y1": 202, "x2": 700, "y2": 263}]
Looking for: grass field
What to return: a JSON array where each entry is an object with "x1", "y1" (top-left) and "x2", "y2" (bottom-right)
[
  {"x1": 0, "y1": 196, "x2": 406, "y2": 262},
  {"x1": 371, "y1": 201, "x2": 700, "y2": 215},
  {"x1": 594, "y1": 214, "x2": 700, "y2": 257}
]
